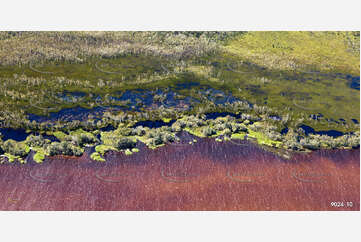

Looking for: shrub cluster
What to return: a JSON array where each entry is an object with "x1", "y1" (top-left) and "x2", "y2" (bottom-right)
[
  {"x1": 299, "y1": 132, "x2": 360, "y2": 150},
  {"x1": 25, "y1": 134, "x2": 47, "y2": 147},
  {"x1": 68, "y1": 132, "x2": 98, "y2": 147},
  {"x1": 47, "y1": 141, "x2": 83, "y2": 156},
  {"x1": 2, "y1": 140, "x2": 29, "y2": 157},
  {"x1": 116, "y1": 137, "x2": 137, "y2": 150},
  {"x1": 145, "y1": 127, "x2": 175, "y2": 146},
  {"x1": 202, "y1": 127, "x2": 216, "y2": 137}
]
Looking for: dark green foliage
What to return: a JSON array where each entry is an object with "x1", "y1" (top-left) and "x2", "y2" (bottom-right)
[
  {"x1": 152, "y1": 134, "x2": 163, "y2": 146},
  {"x1": 162, "y1": 133, "x2": 175, "y2": 143},
  {"x1": 132, "y1": 126, "x2": 146, "y2": 136},
  {"x1": 116, "y1": 137, "x2": 136, "y2": 150},
  {"x1": 145, "y1": 128, "x2": 175, "y2": 147},
  {"x1": 47, "y1": 141, "x2": 83, "y2": 156},
  {"x1": 70, "y1": 133, "x2": 98, "y2": 147}
]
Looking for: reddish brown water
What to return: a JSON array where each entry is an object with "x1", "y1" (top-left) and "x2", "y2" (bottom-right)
[{"x1": 0, "y1": 138, "x2": 359, "y2": 210}]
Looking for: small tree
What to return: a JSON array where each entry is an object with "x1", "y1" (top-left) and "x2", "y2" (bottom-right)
[
  {"x1": 116, "y1": 137, "x2": 136, "y2": 150},
  {"x1": 47, "y1": 141, "x2": 83, "y2": 156},
  {"x1": 25, "y1": 135, "x2": 46, "y2": 147},
  {"x1": 3, "y1": 140, "x2": 29, "y2": 157}
]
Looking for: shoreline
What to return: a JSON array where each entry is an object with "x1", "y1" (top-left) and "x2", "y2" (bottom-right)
[{"x1": 0, "y1": 117, "x2": 359, "y2": 165}]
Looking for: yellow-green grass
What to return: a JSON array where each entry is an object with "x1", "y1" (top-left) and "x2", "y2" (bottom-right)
[
  {"x1": 124, "y1": 149, "x2": 133, "y2": 155},
  {"x1": 31, "y1": 147, "x2": 48, "y2": 163},
  {"x1": 161, "y1": 117, "x2": 173, "y2": 123},
  {"x1": 231, "y1": 132, "x2": 246, "y2": 140},
  {"x1": 90, "y1": 152, "x2": 106, "y2": 162},
  {"x1": 51, "y1": 131, "x2": 68, "y2": 141},
  {"x1": 247, "y1": 129, "x2": 282, "y2": 148},
  {"x1": 224, "y1": 31, "x2": 360, "y2": 75},
  {"x1": 95, "y1": 145, "x2": 117, "y2": 155},
  {"x1": 33, "y1": 151, "x2": 45, "y2": 163}
]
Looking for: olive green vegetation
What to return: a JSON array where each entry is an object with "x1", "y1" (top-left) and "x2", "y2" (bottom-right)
[
  {"x1": 52, "y1": 131, "x2": 68, "y2": 141},
  {"x1": 0, "y1": 31, "x2": 359, "y2": 164},
  {"x1": 90, "y1": 152, "x2": 105, "y2": 162},
  {"x1": 33, "y1": 149, "x2": 46, "y2": 163}
]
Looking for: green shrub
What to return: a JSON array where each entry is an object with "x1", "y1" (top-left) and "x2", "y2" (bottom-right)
[
  {"x1": 75, "y1": 133, "x2": 98, "y2": 147},
  {"x1": 162, "y1": 133, "x2": 175, "y2": 143},
  {"x1": 202, "y1": 127, "x2": 216, "y2": 137},
  {"x1": 66, "y1": 130, "x2": 98, "y2": 147},
  {"x1": 25, "y1": 135, "x2": 46, "y2": 147},
  {"x1": 2, "y1": 140, "x2": 29, "y2": 157},
  {"x1": 132, "y1": 126, "x2": 146, "y2": 136},
  {"x1": 116, "y1": 137, "x2": 136, "y2": 150},
  {"x1": 223, "y1": 128, "x2": 232, "y2": 137},
  {"x1": 231, "y1": 123, "x2": 247, "y2": 132},
  {"x1": 47, "y1": 141, "x2": 83, "y2": 156},
  {"x1": 171, "y1": 122, "x2": 182, "y2": 132},
  {"x1": 90, "y1": 152, "x2": 105, "y2": 162}
]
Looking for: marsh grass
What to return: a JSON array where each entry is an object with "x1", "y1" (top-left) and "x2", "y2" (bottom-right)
[{"x1": 224, "y1": 31, "x2": 360, "y2": 75}]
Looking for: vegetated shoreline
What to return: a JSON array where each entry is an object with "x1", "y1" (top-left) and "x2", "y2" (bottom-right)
[{"x1": 0, "y1": 110, "x2": 359, "y2": 165}]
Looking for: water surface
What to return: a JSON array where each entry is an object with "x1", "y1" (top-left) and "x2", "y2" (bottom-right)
[{"x1": 0, "y1": 139, "x2": 359, "y2": 211}]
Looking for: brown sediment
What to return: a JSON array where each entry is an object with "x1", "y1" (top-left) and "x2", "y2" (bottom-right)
[{"x1": 0, "y1": 139, "x2": 359, "y2": 211}]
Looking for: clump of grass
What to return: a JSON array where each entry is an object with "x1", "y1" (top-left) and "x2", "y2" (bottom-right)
[
  {"x1": 2, "y1": 139, "x2": 30, "y2": 157},
  {"x1": 90, "y1": 152, "x2": 105, "y2": 162}
]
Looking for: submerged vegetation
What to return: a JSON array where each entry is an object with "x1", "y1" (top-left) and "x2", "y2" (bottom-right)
[{"x1": 0, "y1": 31, "x2": 359, "y2": 164}]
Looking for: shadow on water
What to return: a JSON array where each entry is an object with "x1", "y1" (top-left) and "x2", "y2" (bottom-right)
[
  {"x1": 204, "y1": 112, "x2": 241, "y2": 119},
  {"x1": 299, "y1": 124, "x2": 345, "y2": 138},
  {"x1": 0, "y1": 128, "x2": 59, "y2": 142},
  {"x1": 132, "y1": 119, "x2": 175, "y2": 128},
  {"x1": 0, "y1": 128, "x2": 28, "y2": 141}
]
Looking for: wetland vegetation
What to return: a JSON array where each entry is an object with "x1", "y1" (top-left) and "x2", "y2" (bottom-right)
[{"x1": 0, "y1": 31, "x2": 359, "y2": 164}]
